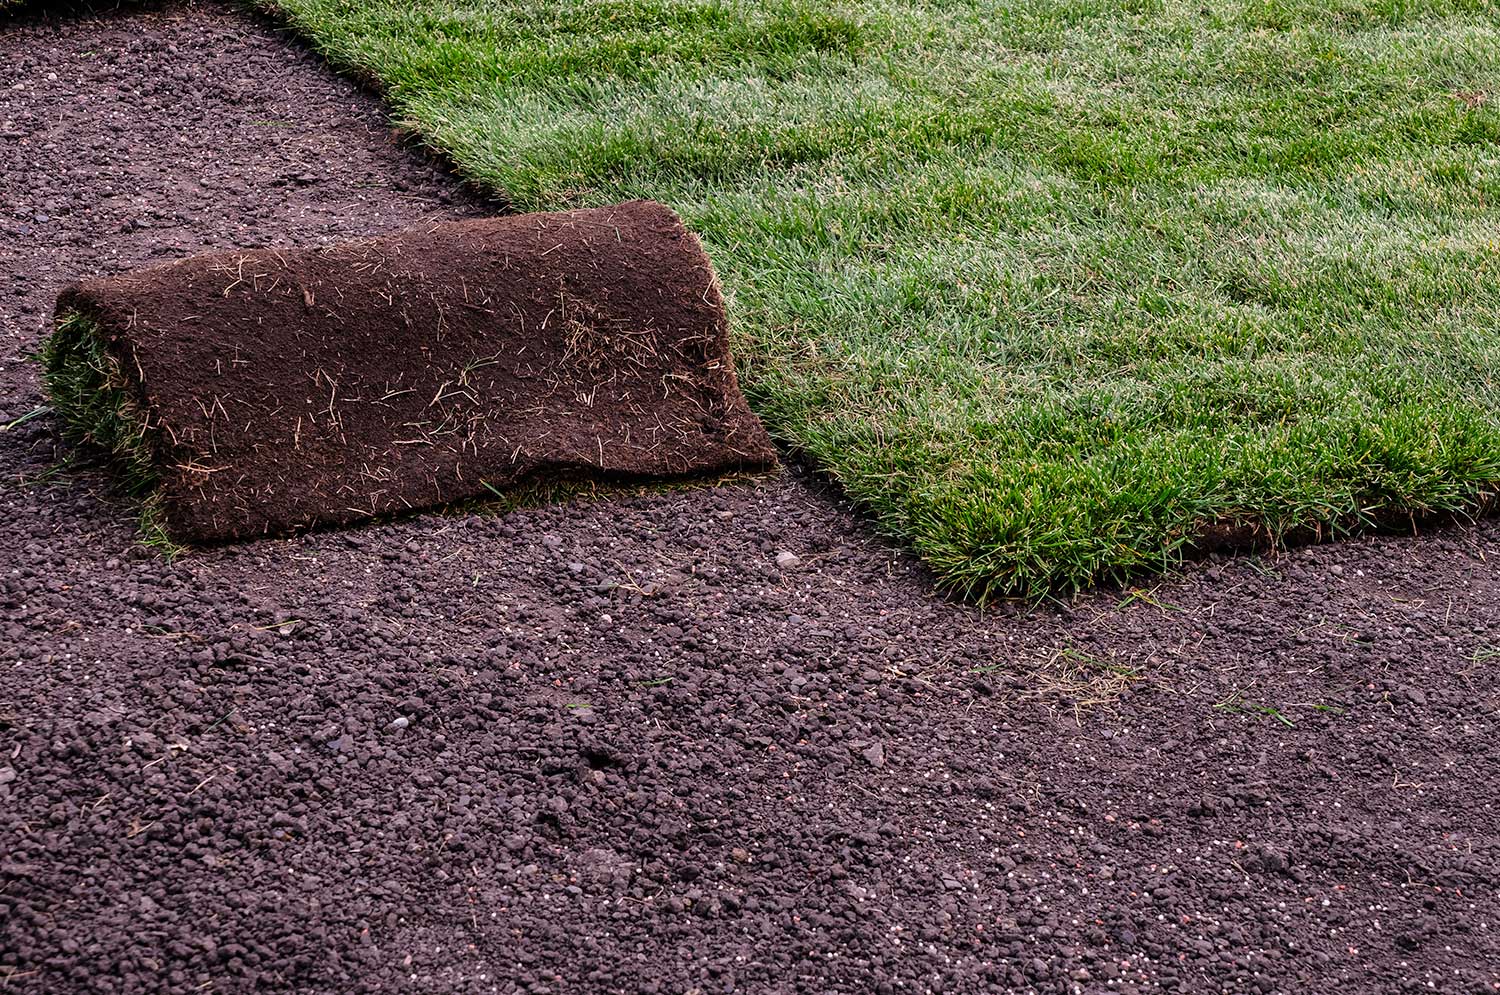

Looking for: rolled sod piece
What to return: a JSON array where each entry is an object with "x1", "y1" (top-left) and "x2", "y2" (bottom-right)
[{"x1": 45, "y1": 200, "x2": 778, "y2": 542}]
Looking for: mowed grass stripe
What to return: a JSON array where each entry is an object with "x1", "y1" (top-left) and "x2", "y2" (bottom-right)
[{"x1": 255, "y1": 0, "x2": 1500, "y2": 596}]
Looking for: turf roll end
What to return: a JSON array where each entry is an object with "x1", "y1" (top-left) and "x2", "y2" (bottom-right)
[
  {"x1": 41, "y1": 309, "x2": 160, "y2": 499},
  {"x1": 47, "y1": 200, "x2": 778, "y2": 543}
]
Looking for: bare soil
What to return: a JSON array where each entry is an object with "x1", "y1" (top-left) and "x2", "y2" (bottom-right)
[
  {"x1": 2, "y1": 4, "x2": 1498, "y2": 994},
  {"x1": 57, "y1": 201, "x2": 774, "y2": 541}
]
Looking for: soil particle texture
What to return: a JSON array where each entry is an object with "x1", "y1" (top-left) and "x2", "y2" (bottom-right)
[{"x1": 2, "y1": 4, "x2": 1499, "y2": 995}]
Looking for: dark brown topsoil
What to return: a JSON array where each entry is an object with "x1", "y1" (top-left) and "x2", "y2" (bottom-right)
[
  {"x1": 2, "y1": 4, "x2": 1498, "y2": 995},
  {"x1": 59, "y1": 201, "x2": 775, "y2": 541}
]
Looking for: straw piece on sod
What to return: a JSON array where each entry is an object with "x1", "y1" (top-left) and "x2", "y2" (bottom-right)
[{"x1": 46, "y1": 200, "x2": 778, "y2": 542}]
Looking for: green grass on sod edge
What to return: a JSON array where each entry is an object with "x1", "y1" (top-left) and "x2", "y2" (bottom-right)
[
  {"x1": 41, "y1": 312, "x2": 158, "y2": 498},
  {"x1": 265, "y1": 2, "x2": 1493, "y2": 595},
  {"x1": 40, "y1": 312, "x2": 181, "y2": 554}
]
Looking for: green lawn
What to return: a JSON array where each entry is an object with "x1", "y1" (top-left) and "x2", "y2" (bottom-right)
[{"x1": 257, "y1": 0, "x2": 1500, "y2": 597}]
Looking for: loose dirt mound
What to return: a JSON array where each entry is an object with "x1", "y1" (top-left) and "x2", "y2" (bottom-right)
[{"x1": 46, "y1": 200, "x2": 776, "y2": 541}]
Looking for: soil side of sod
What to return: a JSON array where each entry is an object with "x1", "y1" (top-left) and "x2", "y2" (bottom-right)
[
  {"x1": 50, "y1": 202, "x2": 775, "y2": 542},
  {"x1": 2, "y1": 5, "x2": 1499, "y2": 995}
]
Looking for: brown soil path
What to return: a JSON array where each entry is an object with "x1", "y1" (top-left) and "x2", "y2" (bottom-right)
[{"x1": 2, "y1": 4, "x2": 1498, "y2": 994}]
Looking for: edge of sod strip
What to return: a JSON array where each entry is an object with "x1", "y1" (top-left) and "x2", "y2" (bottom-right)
[{"x1": 40, "y1": 310, "x2": 180, "y2": 554}]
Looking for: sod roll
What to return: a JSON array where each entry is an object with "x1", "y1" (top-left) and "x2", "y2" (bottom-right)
[{"x1": 47, "y1": 200, "x2": 778, "y2": 542}]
